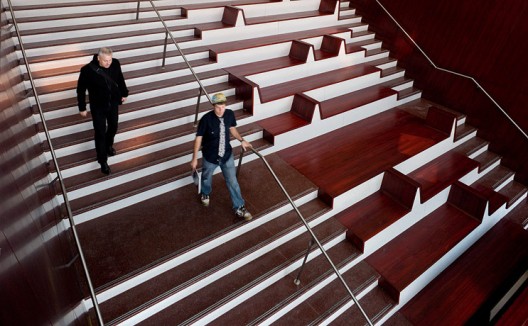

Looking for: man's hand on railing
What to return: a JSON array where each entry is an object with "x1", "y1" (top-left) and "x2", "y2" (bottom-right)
[{"x1": 241, "y1": 139, "x2": 252, "y2": 151}]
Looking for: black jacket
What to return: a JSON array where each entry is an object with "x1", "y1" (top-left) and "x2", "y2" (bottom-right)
[{"x1": 77, "y1": 54, "x2": 129, "y2": 112}]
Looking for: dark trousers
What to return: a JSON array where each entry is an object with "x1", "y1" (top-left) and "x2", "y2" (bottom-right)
[{"x1": 91, "y1": 104, "x2": 119, "y2": 164}]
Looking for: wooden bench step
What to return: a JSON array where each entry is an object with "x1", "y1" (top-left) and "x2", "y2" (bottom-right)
[
  {"x1": 498, "y1": 180, "x2": 528, "y2": 207},
  {"x1": 208, "y1": 24, "x2": 362, "y2": 60},
  {"x1": 337, "y1": 168, "x2": 418, "y2": 252},
  {"x1": 319, "y1": 84, "x2": 397, "y2": 119},
  {"x1": 259, "y1": 63, "x2": 380, "y2": 103},
  {"x1": 278, "y1": 107, "x2": 450, "y2": 204},
  {"x1": 504, "y1": 197, "x2": 528, "y2": 228},
  {"x1": 245, "y1": 10, "x2": 330, "y2": 25},
  {"x1": 366, "y1": 203, "x2": 480, "y2": 302},
  {"x1": 99, "y1": 197, "x2": 330, "y2": 323},
  {"x1": 407, "y1": 151, "x2": 480, "y2": 203},
  {"x1": 400, "y1": 219, "x2": 528, "y2": 325}
]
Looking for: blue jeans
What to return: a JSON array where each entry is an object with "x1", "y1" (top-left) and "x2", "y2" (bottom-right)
[{"x1": 201, "y1": 154, "x2": 245, "y2": 209}]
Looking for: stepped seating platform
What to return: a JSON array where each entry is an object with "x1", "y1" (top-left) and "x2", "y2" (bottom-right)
[
  {"x1": 336, "y1": 168, "x2": 417, "y2": 253},
  {"x1": 208, "y1": 24, "x2": 363, "y2": 61},
  {"x1": 258, "y1": 61, "x2": 381, "y2": 103},
  {"x1": 505, "y1": 197, "x2": 528, "y2": 228},
  {"x1": 399, "y1": 218, "x2": 528, "y2": 325},
  {"x1": 407, "y1": 150, "x2": 479, "y2": 203},
  {"x1": 366, "y1": 201, "x2": 481, "y2": 303},
  {"x1": 277, "y1": 104, "x2": 450, "y2": 205}
]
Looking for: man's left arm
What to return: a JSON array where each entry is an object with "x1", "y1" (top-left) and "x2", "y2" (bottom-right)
[{"x1": 114, "y1": 59, "x2": 129, "y2": 103}]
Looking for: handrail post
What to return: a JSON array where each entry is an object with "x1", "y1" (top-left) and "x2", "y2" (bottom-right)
[
  {"x1": 249, "y1": 148, "x2": 373, "y2": 326},
  {"x1": 193, "y1": 88, "x2": 203, "y2": 127},
  {"x1": 294, "y1": 238, "x2": 315, "y2": 285},
  {"x1": 136, "y1": 0, "x2": 141, "y2": 20},
  {"x1": 6, "y1": 1, "x2": 104, "y2": 325},
  {"x1": 146, "y1": 0, "x2": 212, "y2": 105},
  {"x1": 161, "y1": 31, "x2": 168, "y2": 68},
  {"x1": 236, "y1": 148, "x2": 245, "y2": 177}
]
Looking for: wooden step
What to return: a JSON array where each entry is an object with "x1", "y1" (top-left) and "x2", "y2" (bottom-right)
[
  {"x1": 319, "y1": 84, "x2": 397, "y2": 119},
  {"x1": 494, "y1": 279, "x2": 528, "y2": 326},
  {"x1": 99, "y1": 198, "x2": 330, "y2": 323},
  {"x1": 208, "y1": 24, "x2": 363, "y2": 61},
  {"x1": 258, "y1": 62, "x2": 381, "y2": 103},
  {"x1": 366, "y1": 203, "x2": 480, "y2": 302},
  {"x1": 504, "y1": 197, "x2": 528, "y2": 228},
  {"x1": 498, "y1": 179, "x2": 528, "y2": 208},
  {"x1": 400, "y1": 219, "x2": 528, "y2": 325},
  {"x1": 337, "y1": 168, "x2": 418, "y2": 253},
  {"x1": 407, "y1": 151, "x2": 479, "y2": 203},
  {"x1": 277, "y1": 107, "x2": 450, "y2": 205}
]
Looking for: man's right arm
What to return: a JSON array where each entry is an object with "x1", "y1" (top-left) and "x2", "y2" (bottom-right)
[{"x1": 191, "y1": 136, "x2": 203, "y2": 171}]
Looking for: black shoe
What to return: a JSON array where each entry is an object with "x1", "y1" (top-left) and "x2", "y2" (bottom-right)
[
  {"x1": 100, "y1": 162, "x2": 111, "y2": 175},
  {"x1": 107, "y1": 147, "x2": 116, "y2": 156}
]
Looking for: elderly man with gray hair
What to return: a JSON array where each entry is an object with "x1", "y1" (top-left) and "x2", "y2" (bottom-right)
[{"x1": 77, "y1": 47, "x2": 129, "y2": 175}]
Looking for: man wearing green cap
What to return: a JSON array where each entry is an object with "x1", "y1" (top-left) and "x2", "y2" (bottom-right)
[{"x1": 190, "y1": 93, "x2": 253, "y2": 220}]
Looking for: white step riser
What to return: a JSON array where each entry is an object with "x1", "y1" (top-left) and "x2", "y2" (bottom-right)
[
  {"x1": 36, "y1": 74, "x2": 227, "y2": 109},
  {"x1": 239, "y1": 0, "x2": 321, "y2": 17},
  {"x1": 95, "y1": 188, "x2": 319, "y2": 303},
  {"x1": 13, "y1": 10, "x2": 181, "y2": 31},
  {"x1": 305, "y1": 71, "x2": 404, "y2": 101},
  {"x1": 19, "y1": 20, "x2": 193, "y2": 43},
  {"x1": 20, "y1": 31, "x2": 197, "y2": 58},
  {"x1": 26, "y1": 47, "x2": 209, "y2": 76},
  {"x1": 247, "y1": 52, "x2": 373, "y2": 87},
  {"x1": 42, "y1": 86, "x2": 234, "y2": 128}
]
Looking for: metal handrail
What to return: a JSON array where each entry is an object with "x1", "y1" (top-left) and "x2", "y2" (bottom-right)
[
  {"x1": 239, "y1": 147, "x2": 374, "y2": 326},
  {"x1": 373, "y1": 0, "x2": 528, "y2": 141},
  {"x1": 4, "y1": 1, "x2": 104, "y2": 325},
  {"x1": 137, "y1": 0, "x2": 212, "y2": 125}
]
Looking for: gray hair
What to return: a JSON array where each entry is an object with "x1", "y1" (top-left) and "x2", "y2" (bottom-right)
[{"x1": 98, "y1": 47, "x2": 113, "y2": 56}]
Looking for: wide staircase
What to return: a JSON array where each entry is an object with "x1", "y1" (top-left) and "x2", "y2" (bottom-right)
[{"x1": 6, "y1": 0, "x2": 528, "y2": 324}]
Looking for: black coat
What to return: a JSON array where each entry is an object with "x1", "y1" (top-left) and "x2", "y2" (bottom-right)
[{"x1": 77, "y1": 54, "x2": 129, "y2": 112}]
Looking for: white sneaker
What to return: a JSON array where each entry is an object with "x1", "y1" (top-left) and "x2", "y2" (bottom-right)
[
  {"x1": 235, "y1": 206, "x2": 252, "y2": 221},
  {"x1": 200, "y1": 194, "x2": 210, "y2": 207}
]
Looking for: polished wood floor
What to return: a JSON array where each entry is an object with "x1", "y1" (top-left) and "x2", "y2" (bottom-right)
[{"x1": 277, "y1": 107, "x2": 448, "y2": 203}]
